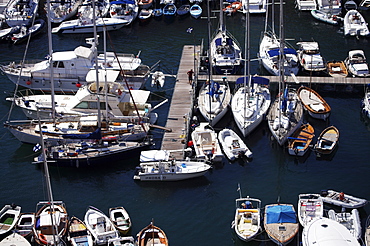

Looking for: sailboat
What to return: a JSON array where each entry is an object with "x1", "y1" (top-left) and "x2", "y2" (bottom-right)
[
  {"x1": 210, "y1": 0, "x2": 243, "y2": 75},
  {"x1": 231, "y1": 1, "x2": 271, "y2": 137},
  {"x1": 47, "y1": 0, "x2": 83, "y2": 23},
  {"x1": 258, "y1": 0, "x2": 299, "y2": 76},
  {"x1": 266, "y1": 0, "x2": 303, "y2": 146}
]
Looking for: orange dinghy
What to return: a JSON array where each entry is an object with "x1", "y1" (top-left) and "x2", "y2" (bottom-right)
[{"x1": 223, "y1": 1, "x2": 242, "y2": 15}]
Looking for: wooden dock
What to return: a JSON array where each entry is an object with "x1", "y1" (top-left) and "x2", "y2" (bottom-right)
[{"x1": 160, "y1": 45, "x2": 200, "y2": 159}]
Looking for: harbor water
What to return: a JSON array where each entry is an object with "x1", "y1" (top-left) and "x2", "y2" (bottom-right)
[{"x1": 0, "y1": 1, "x2": 370, "y2": 245}]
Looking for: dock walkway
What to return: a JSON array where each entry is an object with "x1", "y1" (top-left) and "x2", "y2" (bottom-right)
[{"x1": 160, "y1": 45, "x2": 199, "y2": 159}]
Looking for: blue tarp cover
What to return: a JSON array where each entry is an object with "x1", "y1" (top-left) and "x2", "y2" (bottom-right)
[
  {"x1": 206, "y1": 81, "x2": 222, "y2": 97},
  {"x1": 215, "y1": 37, "x2": 233, "y2": 47},
  {"x1": 62, "y1": 128, "x2": 102, "y2": 139},
  {"x1": 267, "y1": 48, "x2": 297, "y2": 57},
  {"x1": 110, "y1": 0, "x2": 135, "y2": 4},
  {"x1": 235, "y1": 76, "x2": 269, "y2": 85},
  {"x1": 266, "y1": 205, "x2": 296, "y2": 224}
]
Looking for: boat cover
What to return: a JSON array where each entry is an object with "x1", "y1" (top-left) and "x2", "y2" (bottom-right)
[
  {"x1": 268, "y1": 48, "x2": 297, "y2": 57},
  {"x1": 110, "y1": 0, "x2": 135, "y2": 4},
  {"x1": 235, "y1": 76, "x2": 269, "y2": 85},
  {"x1": 266, "y1": 205, "x2": 296, "y2": 224},
  {"x1": 62, "y1": 128, "x2": 102, "y2": 139},
  {"x1": 215, "y1": 37, "x2": 233, "y2": 46}
]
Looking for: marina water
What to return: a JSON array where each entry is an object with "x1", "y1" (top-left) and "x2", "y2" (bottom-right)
[{"x1": 0, "y1": 1, "x2": 370, "y2": 245}]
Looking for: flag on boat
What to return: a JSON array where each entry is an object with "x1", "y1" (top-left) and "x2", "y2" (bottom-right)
[{"x1": 33, "y1": 143, "x2": 41, "y2": 152}]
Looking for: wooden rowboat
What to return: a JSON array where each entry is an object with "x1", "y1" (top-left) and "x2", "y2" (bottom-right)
[
  {"x1": 298, "y1": 86, "x2": 331, "y2": 120},
  {"x1": 136, "y1": 221, "x2": 168, "y2": 246},
  {"x1": 327, "y1": 60, "x2": 348, "y2": 78},
  {"x1": 287, "y1": 123, "x2": 315, "y2": 156},
  {"x1": 314, "y1": 126, "x2": 339, "y2": 155}
]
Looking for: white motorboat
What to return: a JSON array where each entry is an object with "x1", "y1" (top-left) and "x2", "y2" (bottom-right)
[
  {"x1": 137, "y1": 9, "x2": 153, "y2": 22},
  {"x1": 343, "y1": 10, "x2": 370, "y2": 37},
  {"x1": 328, "y1": 209, "x2": 362, "y2": 239},
  {"x1": 4, "y1": 0, "x2": 38, "y2": 27},
  {"x1": 319, "y1": 189, "x2": 368, "y2": 209},
  {"x1": 210, "y1": 5, "x2": 242, "y2": 75},
  {"x1": 310, "y1": 9, "x2": 342, "y2": 25},
  {"x1": 231, "y1": 76, "x2": 271, "y2": 137},
  {"x1": 9, "y1": 19, "x2": 45, "y2": 45},
  {"x1": 296, "y1": 0, "x2": 317, "y2": 11},
  {"x1": 297, "y1": 194, "x2": 323, "y2": 227},
  {"x1": 232, "y1": 197, "x2": 261, "y2": 242},
  {"x1": 264, "y1": 203, "x2": 299, "y2": 245},
  {"x1": 345, "y1": 50, "x2": 370, "y2": 77},
  {"x1": 217, "y1": 128, "x2": 252, "y2": 161},
  {"x1": 84, "y1": 206, "x2": 119, "y2": 245},
  {"x1": 197, "y1": 79, "x2": 231, "y2": 126},
  {"x1": 0, "y1": 37, "x2": 150, "y2": 93},
  {"x1": 267, "y1": 87, "x2": 304, "y2": 146},
  {"x1": 302, "y1": 218, "x2": 361, "y2": 246},
  {"x1": 47, "y1": 0, "x2": 83, "y2": 23},
  {"x1": 67, "y1": 216, "x2": 94, "y2": 246},
  {"x1": 241, "y1": 0, "x2": 266, "y2": 13},
  {"x1": 0, "y1": 204, "x2": 21, "y2": 235},
  {"x1": 52, "y1": 17, "x2": 129, "y2": 34},
  {"x1": 296, "y1": 41, "x2": 326, "y2": 73},
  {"x1": 33, "y1": 201, "x2": 69, "y2": 246},
  {"x1": 190, "y1": 4, "x2": 202, "y2": 18},
  {"x1": 9, "y1": 80, "x2": 155, "y2": 120},
  {"x1": 109, "y1": 0, "x2": 139, "y2": 26},
  {"x1": 134, "y1": 150, "x2": 211, "y2": 181},
  {"x1": 109, "y1": 207, "x2": 132, "y2": 234},
  {"x1": 191, "y1": 122, "x2": 223, "y2": 163},
  {"x1": 0, "y1": 232, "x2": 31, "y2": 246},
  {"x1": 362, "y1": 87, "x2": 370, "y2": 119},
  {"x1": 297, "y1": 86, "x2": 331, "y2": 120},
  {"x1": 259, "y1": 31, "x2": 300, "y2": 76}
]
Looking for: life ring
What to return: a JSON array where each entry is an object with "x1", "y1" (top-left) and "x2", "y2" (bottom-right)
[
  {"x1": 302, "y1": 58, "x2": 305, "y2": 64},
  {"x1": 333, "y1": 15, "x2": 337, "y2": 21},
  {"x1": 39, "y1": 233, "x2": 47, "y2": 245}
]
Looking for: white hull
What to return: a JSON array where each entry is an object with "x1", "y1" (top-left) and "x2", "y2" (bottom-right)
[
  {"x1": 259, "y1": 32, "x2": 299, "y2": 76},
  {"x1": 84, "y1": 206, "x2": 119, "y2": 245},
  {"x1": 362, "y1": 88, "x2": 370, "y2": 119},
  {"x1": 190, "y1": 4, "x2": 202, "y2": 18},
  {"x1": 320, "y1": 190, "x2": 368, "y2": 209},
  {"x1": 343, "y1": 10, "x2": 370, "y2": 37},
  {"x1": 310, "y1": 9, "x2": 340, "y2": 25},
  {"x1": 233, "y1": 198, "x2": 261, "y2": 242},
  {"x1": 345, "y1": 50, "x2": 370, "y2": 77},
  {"x1": 191, "y1": 123, "x2": 223, "y2": 162},
  {"x1": 218, "y1": 129, "x2": 252, "y2": 161},
  {"x1": 297, "y1": 194, "x2": 323, "y2": 227},
  {"x1": 0, "y1": 232, "x2": 31, "y2": 246},
  {"x1": 231, "y1": 77, "x2": 271, "y2": 137},
  {"x1": 242, "y1": 0, "x2": 267, "y2": 13},
  {"x1": 302, "y1": 218, "x2": 360, "y2": 246},
  {"x1": 52, "y1": 18, "x2": 128, "y2": 34},
  {"x1": 134, "y1": 160, "x2": 211, "y2": 181}
]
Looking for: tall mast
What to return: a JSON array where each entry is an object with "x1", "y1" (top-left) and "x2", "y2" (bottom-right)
[{"x1": 47, "y1": 0, "x2": 55, "y2": 123}]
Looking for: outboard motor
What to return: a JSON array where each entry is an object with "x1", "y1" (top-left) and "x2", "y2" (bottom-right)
[{"x1": 320, "y1": 190, "x2": 328, "y2": 197}]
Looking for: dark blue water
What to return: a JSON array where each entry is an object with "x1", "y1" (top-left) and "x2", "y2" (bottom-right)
[{"x1": 0, "y1": 1, "x2": 370, "y2": 245}]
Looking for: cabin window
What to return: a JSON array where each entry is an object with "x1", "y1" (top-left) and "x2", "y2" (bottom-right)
[
  {"x1": 74, "y1": 101, "x2": 109, "y2": 110},
  {"x1": 58, "y1": 62, "x2": 65, "y2": 68}
]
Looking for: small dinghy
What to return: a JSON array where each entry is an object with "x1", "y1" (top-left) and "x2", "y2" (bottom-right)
[
  {"x1": 218, "y1": 128, "x2": 252, "y2": 161},
  {"x1": 297, "y1": 86, "x2": 331, "y2": 120},
  {"x1": 67, "y1": 216, "x2": 94, "y2": 246},
  {"x1": 14, "y1": 213, "x2": 35, "y2": 239},
  {"x1": 151, "y1": 71, "x2": 165, "y2": 88},
  {"x1": 10, "y1": 19, "x2": 45, "y2": 44},
  {"x1": 136, "y1": 221, "x2": 169, "y2": 246},
  {"x1": 287, "y1": 123, "x2": 315, "y2": 156},
  {"x1": 109, "y1": 207, "x2": 132, "y2": 234},
  {"x1": 327, "y1": 60, "x2": 348, "y2": 77},
  {"x1": 190, "y1": 4, "x2": 202, "y2": 18},
  {"x1": 319, "y1": 189, "x2": 368, "y2": 209},
  {"x1": 314, "y1": 126, "x2": 339, "y2": 155},
  {"x1": 0, "y1": 204, "x2": 21, "y2": 235}
]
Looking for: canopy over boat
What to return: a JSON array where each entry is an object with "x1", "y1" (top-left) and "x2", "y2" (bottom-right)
[
  {"x1": 266, "y1": 205, "x2": 297, "y2": 224},
  {"x1": 235, "y1": 76, "x2": 269, "y2": 85},
  {"x1": 268, "y1": 48, "x2": 297, "y2": 57},
  {"x1": 110, "y1": 0, "x2": 135, "y2": 4}
]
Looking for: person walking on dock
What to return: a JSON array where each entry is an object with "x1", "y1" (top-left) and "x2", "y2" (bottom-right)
[{"x1": 187, "y1": 69, "x2": 194, "y2": 85}]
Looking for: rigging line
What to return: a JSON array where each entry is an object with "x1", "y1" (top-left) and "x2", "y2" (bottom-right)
[
  {"x1": 104, "y1": 28, "x2": 147, "y2": 133},
  {"x1": 6, "y1": 13, "x2": 38, "y2": 122}
]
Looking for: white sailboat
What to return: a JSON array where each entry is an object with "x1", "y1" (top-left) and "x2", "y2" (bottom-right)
[
  {"x1": 266, "y1": 0, "x2": 303, "y2": 146},
  {"x1": 210, "y1": 0, "x2": 242, "y2": 75},
  {"x1": 258, "y1": 0, "x2": 299, "y2": 76},
  {"x1": 231, "y1": 3, "x2": 271, "y2": 137}
]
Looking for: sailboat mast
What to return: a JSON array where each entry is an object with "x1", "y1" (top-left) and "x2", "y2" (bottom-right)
[
  {"x1": 278, "y1": 0, "x2": 284, "y2": 127},
  {"x1": 46, "y1": 0, "x2": 55, "y2": 123},
  {"x1": 92, "y1": 0, "x2": 102, "y2": 129}
]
